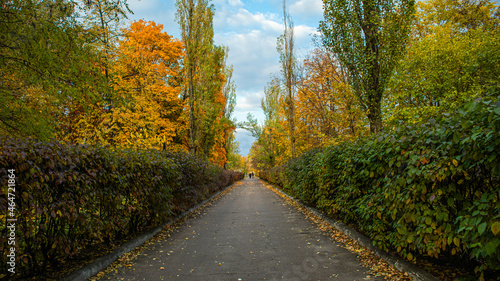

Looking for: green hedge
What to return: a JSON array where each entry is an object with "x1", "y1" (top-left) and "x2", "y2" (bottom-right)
[
  {"x1": 260, "y1": 99, "x2": 500, "y2": 277},
  {"x1": 0, "y1": 139, "x2": 243, "y2": 277}
]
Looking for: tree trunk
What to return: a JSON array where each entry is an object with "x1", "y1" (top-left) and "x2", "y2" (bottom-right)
[{"x1": 367, "y1": 102, "x2": 383, "y2": 133}]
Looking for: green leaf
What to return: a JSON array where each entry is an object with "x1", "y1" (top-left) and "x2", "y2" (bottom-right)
[
  {"x1": 478, "y1": 222, "x2": 487, "y2": 235},
  {"x1": 485, "y1": 239, "x2": 500, "y2": 256},
  {"x1": 494, "y1": 107, "x2": 500, "y2": 116}
]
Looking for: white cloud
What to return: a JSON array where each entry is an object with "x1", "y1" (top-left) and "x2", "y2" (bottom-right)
[
  {"x1": 290, "y1": 0, "x2": 324, "y2": 18},
  {"x1": 294, "y1": 24, "x2": 319, "y2": 39},
  {"x1": 215, "y1": 29, "x2": 280, "y2": 92},
  {"x1": 227, "y1": 0, "x2": 244, "y2": 7},
  {"x1": 216, "y1": 8, "x2": 283, "y2": 34},
  {"x1": 235, "y1": 91, "x2": 265, "y2": 110}
]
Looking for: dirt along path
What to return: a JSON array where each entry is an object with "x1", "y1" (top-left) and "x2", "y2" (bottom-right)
[{"x1": 101, "y1": 177, "x2": 383, "y2": 281}]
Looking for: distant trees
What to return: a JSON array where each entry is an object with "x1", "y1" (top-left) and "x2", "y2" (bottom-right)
[{"x1": 250, "y1": 0, "x2": 498, "y2": 170}]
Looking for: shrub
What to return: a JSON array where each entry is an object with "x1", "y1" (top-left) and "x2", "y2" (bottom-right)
[
  {"x1": 259, "y1": 99, "x2": 500, "y2": 277},
  {"x1": 0, "y1": 139, "x2": 243, "y2": 277}
]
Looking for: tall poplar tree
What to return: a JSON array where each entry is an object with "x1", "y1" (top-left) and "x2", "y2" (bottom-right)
[
  {"x1": 176, "y1": 0, "x2": 215, "y2": 153},
  {"x1": 277, "y1": 0, "x2": 297, "y2": 158},
  {"x1": 320, "y1": 0, "x2": 415, "y2": 133},
  {"x1": 176, "y1": 0, "x2": 236, "y2": 164}
]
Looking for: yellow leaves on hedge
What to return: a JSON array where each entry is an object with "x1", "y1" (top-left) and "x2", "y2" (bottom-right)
[{"x1": 491, "y1": 222, "x2": 500, "y2": 236}]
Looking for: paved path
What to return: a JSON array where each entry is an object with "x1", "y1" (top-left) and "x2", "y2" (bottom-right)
[{"x1": 102, "y1": 178, "x2": 382, "y2": 281}]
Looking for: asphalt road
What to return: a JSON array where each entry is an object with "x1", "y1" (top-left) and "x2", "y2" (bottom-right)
[{"x1": 101, "y1": 177, "x2": 382, "y2": 281}]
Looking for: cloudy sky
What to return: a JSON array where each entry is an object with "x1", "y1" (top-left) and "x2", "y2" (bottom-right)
[{"x1": 126, "y1": 0, "x2": 324, "y2": 155}]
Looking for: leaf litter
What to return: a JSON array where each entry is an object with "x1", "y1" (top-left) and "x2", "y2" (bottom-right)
[
  {"x1": 264, "y1": 182, "x2": 473, "y2": 281},
  {"x1": 264, "y1": 182, "x2": 412, "y2": 281}
]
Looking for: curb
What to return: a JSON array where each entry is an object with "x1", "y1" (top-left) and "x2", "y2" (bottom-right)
[
  {"x1": 60, "y1": 181, "x2": 241, "y2": 281},
  {"x1": 265, "y1": 181, "x2": 441, "y2": 281}
]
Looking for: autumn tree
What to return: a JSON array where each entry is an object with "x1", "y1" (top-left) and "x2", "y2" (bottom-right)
[
  {"x1": 320, "y1": 0, "x2": 416, "y2": 133},
  {"x1": 386, "y1": 0, "x2": 500, "y2": 124},
  {"x1": 100, "y1": 20, "x2": 184, "y2": 150},
  {"x1": 295, "y1": 47, "x2": 364, "y2": 149},
  {"x1": 277, "y1": 0, "x2": 297, "y2": 158},
  {"x1": 243, "y1": 78, "x2": 289, "y2": 169},
  {"x1": 54, "y1": 0, "x2": 133, "y2": 145}
]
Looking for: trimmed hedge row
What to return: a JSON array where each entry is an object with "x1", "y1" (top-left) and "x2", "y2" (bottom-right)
[
  {"x1": 0, "y1": 138, "x2": 243, "y2": 277},
  {"x1": 260, "y1": 100, "x2": 500, "y2": 277}
]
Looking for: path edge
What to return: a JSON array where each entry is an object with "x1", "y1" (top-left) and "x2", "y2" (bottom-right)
[
  {"x1": 263, "y1": 180, "x2": 441, "y2": 281},
  {"x1": 59, "y1": 180, "x2": 241, "y2": 281}
]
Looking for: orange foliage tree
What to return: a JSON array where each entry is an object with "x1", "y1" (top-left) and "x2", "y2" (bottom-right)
[
  {"x1": 295, "y1": 47, "x2": 364, "y2": 149},
  {"x1": 109, "y1": 20, "x2": 184, "y2": 150}
]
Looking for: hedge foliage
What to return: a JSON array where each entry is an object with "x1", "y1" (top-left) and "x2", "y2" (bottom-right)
[
  {"x1": 0, "y1": 139, "x2": 243, "y2": 276},
  {"x1": 260, "y1": 99, "x2": 500, "y2": 277}
]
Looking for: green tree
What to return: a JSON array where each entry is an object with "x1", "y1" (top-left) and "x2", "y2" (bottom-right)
[
  {"x1": 242, "y1": 77, "x2": 288, "y2": 169},
  {"x1": 176, "y1": 0, "x2": 236, "y2": 164},
  {"x1": 176, "y1": 0, "x2": 215, "y2": 153},
  {"x1": 221, "y1": 58, "x2": 238, "y2": 168},
  {"x1": 79, "y1": 0, "x2": 131, "y2": 106},
  {"x1": 0, "y1": 0, "x2": 107, "y2": 140},
  {"x1": 386, "y1": 0, "x2": 500, "y2": 124},
  {"x1": 320, "y1": 0, "x2": 416, "y2": 133}
]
